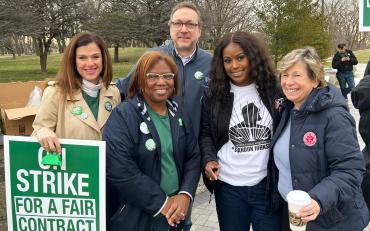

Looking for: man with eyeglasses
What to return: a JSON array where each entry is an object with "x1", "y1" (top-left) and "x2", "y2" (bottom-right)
[
  {"x1": 115, "y1": 1, "x2": 211, "y2": 230},
  {"x1": 116, "y1": 1, "x2": 211, "y2": 139}
]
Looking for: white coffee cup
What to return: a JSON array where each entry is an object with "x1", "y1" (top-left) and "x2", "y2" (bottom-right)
[{"x1": 286, "y1": 190, "x2": 311, "y2": 231}]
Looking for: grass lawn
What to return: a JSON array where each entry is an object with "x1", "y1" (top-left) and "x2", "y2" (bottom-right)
[
  {"x1": 1, "y1": 47, "x2": 370, "y2": 83},
  {"x1": 322, "y1": 49, "x2": 370, "y2": 68},
  {"x1": 0, "y1": 47, "x2": 148, "y2": 83},
  {"x1": 354, "y1": 49, "x2": 370, "y2": 63}
]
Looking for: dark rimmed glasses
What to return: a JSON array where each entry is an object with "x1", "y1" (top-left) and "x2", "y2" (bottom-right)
[{"x1": 170, "y1": 21, "x2": 199, "y2": 30}]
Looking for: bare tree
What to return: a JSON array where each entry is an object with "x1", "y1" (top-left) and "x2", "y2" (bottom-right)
[
  {"x1": 0, "y1": 0, "x2": 37, "y2": 58},
  {"x1": 117, "y1": 0, "x2": 176, "y2": 46},
  {"x1": 324, "y1": 0, "x2": 370, "y2": 50},
  {"x1": 31, "y1": 0, "x2": 90, "y2": 73},
  {"x1": 199, "y1": 0, "x2": 257, "y2": 47},
  {"x1": 0, "y1": 37, "x2": 16, "y2": 59},
  {"x1": 86, "y1": 0, "x2": 176, "y2": 63},
  {"x1": 0, "y1": 0, "x2": 89, "y2": 73}
]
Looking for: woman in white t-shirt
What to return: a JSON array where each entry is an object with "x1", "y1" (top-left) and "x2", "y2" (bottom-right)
[{"x1": 199, "y1": 31, "x2": 283, "y2": 231}]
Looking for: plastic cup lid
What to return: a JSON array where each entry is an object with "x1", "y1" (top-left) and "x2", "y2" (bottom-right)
[{"x1": 287, "y1": 190, "x2": 311, "y2": 205}]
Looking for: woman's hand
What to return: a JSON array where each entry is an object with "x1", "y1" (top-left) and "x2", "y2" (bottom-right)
[
  {"x1": 165, "y1": 194, "x2": 190, "y2": 226},
  {"x1": 35, "y1": 127, "x2": 61, "y2": 153},
  {"x1": 204, "y1": 161, "x2": 221, "y2": 181},
  {"x1": 298, "y1": 199, "x2": 321, "y2": 222}
]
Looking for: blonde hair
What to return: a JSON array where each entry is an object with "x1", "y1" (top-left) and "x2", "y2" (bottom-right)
[{"x1": 278, "y1": 47, "x2": 327, "y2": 88}]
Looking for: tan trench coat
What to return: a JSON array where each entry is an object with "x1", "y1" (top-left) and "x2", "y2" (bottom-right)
[{"x1": 32, "y1": 84, "x2": 121, "y2": 140}]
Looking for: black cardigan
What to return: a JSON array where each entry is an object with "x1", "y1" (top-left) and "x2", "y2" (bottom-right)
[{"x1": 198, "y1": 85, "x2": 283, "y2": 213}]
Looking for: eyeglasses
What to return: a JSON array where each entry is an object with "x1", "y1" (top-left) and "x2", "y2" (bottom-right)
[
  {"x1": 170, "y1": 22, "x2": 199, "y2": 30},
  {"x1": 146, "y1": 73, "x2": 175, "y2": 81}
]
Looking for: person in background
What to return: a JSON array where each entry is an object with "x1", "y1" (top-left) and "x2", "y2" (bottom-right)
[
  {"x1": 104, "y1": 51, "x2": 200, "y2": 231},
  {"x1": 32, "y1": 31, "x2": 120, "y2": 153},
  {"x1": 331, "y1": 43, "x2": 358, "y2": 99},
  {"x1": 274, "y1": 47, "x2": 369, "y2": 231},
  {"x1": 199, "y1": 31, "x2": 283, "y2": 231},
  {"x1": 351, "y1": 72, "x2": 370, "y2": 213}
]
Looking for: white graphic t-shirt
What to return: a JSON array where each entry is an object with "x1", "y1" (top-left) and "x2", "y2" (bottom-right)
[{"x1": 217, "y1": 82, "x2": 272, "y2": 186}]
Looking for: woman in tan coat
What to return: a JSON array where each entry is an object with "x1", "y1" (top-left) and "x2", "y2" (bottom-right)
[{"x1": 32, "y1": 32, "x2": 120, "y2": 153}]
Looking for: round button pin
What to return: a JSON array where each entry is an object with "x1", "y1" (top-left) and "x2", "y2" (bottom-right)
[
  {"x1": 140, "y1": 122, "x2": 150, "y2": 134},
  {"x1": 145, "y1": 138, "x2": 156, "y2": 151},
  {"x1": 80, "y1": 112, "x2": 88, "y2": 120},
  {"x1": 105, "y1": 101, "x2": 113, "y2": 112},
  {"x1": 194, "y1": 71, "x2": 204, "y2": 80}
]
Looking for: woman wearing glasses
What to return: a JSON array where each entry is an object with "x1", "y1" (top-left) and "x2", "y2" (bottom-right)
[{"x1": 103, "y1": 51, "x2": 200, "y2": 231}]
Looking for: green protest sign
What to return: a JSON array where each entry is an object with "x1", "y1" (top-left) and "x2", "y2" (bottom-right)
[
  {"x1": 360, "y1": 0, "x2": 370, "y2": 31},
  {"x1": 4, "y1": 136, "x2": 106, "y2": 231}
]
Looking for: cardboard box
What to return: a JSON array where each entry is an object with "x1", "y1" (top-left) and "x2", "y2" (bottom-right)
[{"x1": 0, "y1": 81, "x2": 46, "y2": 136}]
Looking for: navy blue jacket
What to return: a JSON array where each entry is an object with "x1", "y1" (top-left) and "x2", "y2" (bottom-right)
[
  {"x1": 351, "y1": 74, "x2": 370, "y2": 209},
  {"x1": 103, "y1": 96, "x2": 201, "y2": 231},
  {"x1": 351, "y1": 75, "x2": 370, "y2": 152},
  {"x1": 271, "y1": 84, "x2": 369, "y2": 230},
  {"x1": 116, "y1": 41, "x2": 212, "y2": 138}
]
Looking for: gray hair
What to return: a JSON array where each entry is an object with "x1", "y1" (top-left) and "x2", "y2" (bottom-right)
[{"x1": 277, "y1": 47, "x2": 327, "y2": 88}]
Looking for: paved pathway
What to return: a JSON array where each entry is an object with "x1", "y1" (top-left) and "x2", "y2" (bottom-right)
[
  {"x1": 191, "y1": 190, "x2": 219, "y2": 231},
  {"x1": 191, "y1": 63, "x2": 370, "y2": 231}
]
